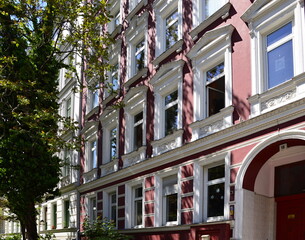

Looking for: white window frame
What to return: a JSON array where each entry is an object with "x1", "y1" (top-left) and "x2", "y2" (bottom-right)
[
  {"x1": 103, "y1": 188, "x2": 118, "y2": 227},
  {"x1": 108, "y1": 0, "x2": 121, "y2": 34},
  {"x1": 124, "y1": 86, "x2": 147, "y2": 154},
  {"x1": 151, "y1": 60, "x2": 184, "y2": 140},
  {"x1": 101, "y1": 109, "x2": 119, "y2": 164},
  {"x1": 154, "y1": 0, "x2": 182, "y2": 57},
  {"x1": 151, "y1": 60, "x2": 184, "y2": 156},
  {"x1": 155, "y1": 170, "x2": 181, "y2": 227},
  {"x1": 126, "y1": 12, "x2": 148, "y2": 82},
  {"x1": 62, "y1": 199, "x2": 70, "y2": 228},
  {"x1": 105, "y1": 41, "x2": 121, "y2": 101},
  {"x1": 193, "y1": 0, "x2": 227, "y2": 27},
  {"x1": 88, "y1": 196, "x2": 97, "y2": 224},
  {"x1": 193, "y1": 152, "x2": 230, "y2": 223},
  {"x1": 241, "y1": 0, "x2": 305, "y2": 96},
  {"x1": 62, "y1": 149, "x2": 71, "y2": 178},
  {"x1": 188, "y1": 24, "x2": 234, "y2": 122},
  {"x1": 125, "y1": 181, "x2": 144, "y2": 228}
]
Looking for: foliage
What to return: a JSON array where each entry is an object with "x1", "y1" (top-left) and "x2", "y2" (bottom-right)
[
  {"x1": 0, "y1": 0, "x2": 112, "y2": 240},
  {"x1": 0, "y1": 234, "x2": 21, "y2": 240},
  {"x1": 38, "y1": 233, "x2": 55, "y2": 240},
  {"x1": 82, "y1": 218, "x2": 131, "y2": 240}
]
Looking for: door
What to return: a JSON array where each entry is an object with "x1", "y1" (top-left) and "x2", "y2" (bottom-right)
[{"x1": 276, "y1": 194, "x2": 305, "y2": 240}]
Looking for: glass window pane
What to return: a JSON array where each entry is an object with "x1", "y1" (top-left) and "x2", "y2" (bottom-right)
[
  {"x1": 208, "y1": 183, "x2": 224, "y2": 217},
  {"x1": 205, "y1": 0, "x2": 224, "y2": 18},
  {"x1": 267, "y1": 22, "x2": 292, "y2": 46},
  {"x1": 166, "y1": 10, "x2": 178, "y2": 49},
  {"x1": 64, "y1": 201, "x2": 70, "y2": 228},
  {"x1": 208, "y1": 165, "x2": 225, "y2": 181},
  {"x1": 135, "y1": 199, "x2": 142, "y2": 225},
  {"x1": 165, "y1": 105, "x2": 178, "y2": 136},
  {"x1": 165, "y1": 90, "x2": 178, "y2": 105},
  {"x1": 268, "y1": 40, "x2": 293, "y2": 89},
  {"x1": 135, "y1": 40, "x2": 145, "y2": 73},
  {"x1": 166, "y1": 194, "x2": 177, "y2": 222},
  {"x1": 207, "y1": 76, "x2": 225, "y2": 116},
  {"x1": 134, "y1": 124, "x2": 143, "y2": 149},
  {"x1": 111, "y1": 64, "x2": 119, "y2": 91},
  {"x1": 110, "y1": 128, "x2": 117, "y2": 160},
  {"x1": 206, "y1": 63, "x2": 224, "y2": 82}
]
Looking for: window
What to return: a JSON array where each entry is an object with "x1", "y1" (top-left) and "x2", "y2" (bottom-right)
[
  {"x1": 266, "y1": 22, "x2": 293, "y2": 89},
  {"x1": 165, "y1": 10, "x2": 179, "y2": 50},
  {"x1": 88, "y1": 140, "x2": 97, "y2": 171},
  {"x1": 135, "y1": 39, "x2": 145, "y2": 74},
  {"x1": 205, "y1": 165, "x2": 225, "y2": 219},
  {"x1": 66, "y1": 97, "x2": 72, "y2": 118},
  {"x1": 133, "y1": 186, "x2": 143, "y2": 227},
  {"x1": 151, "y1": 60, "x2": 184, "y2": 156},
  {"x1": 126, "y1": 13, "x2": 148, "y2": 82},
  {"x1": 162, "y1": 175, "x2": 178, "y2": 225},
  {"x1": 63, "y1": 200, "x2": 70, "y2": 228},
  {"x1": 188, "y1": 25, "x2": 234, "y2": 140},
  {"x1": 133, "y1": 112, "x2": 143, "y2": 150},
  {"x1": 154, "y1": 0, "x2": 182, "y2": 57},
  {"x1": 193, "y1": 0, "x2": 227, "y2": 28},
  {"x1": 164, "y1": 90, "x2": 178, "y2": 136},
  {"x1": 206, "y1": 62, "x2": 225, "y2": 117},
  {"x1": 101, "y1": 109, "x2": 118, "y2": 166},
  {"x1": 123, "y1": 86, "x2": 147, "y2": 166},
  {"x1": 89, "y1": 197, "x2": 97, "y2": 223},
  {"x1": 108, "y1": 0, "x2": 121, "y2": 34},
  {"x1": 87, "y1": 84, "x2": 99, "y2": 113},
  {"x1": 63, "y1": 150, "x2": 71, "y2": 177},
  {"x1": 43, "y1": 206, "x2": 48, "y2": 230},
  {"x1": 110, "y1": 64, "x2": 119, "y2": 91},
  {"x1": 110, "y1": 128, "x2": 117, "y2": 160},
  {"x1": 110, "y1": 193, "x2": 117, "y2": 226},
  {"x1": 129, "y1": 0, "x2": 141, "y2": 12},
  {"x1": 241, "y1": 0, "x2": 305, "y2": 99},
  {"x1": 52, "y1": 204, "x2": 57, "y2": 229}
]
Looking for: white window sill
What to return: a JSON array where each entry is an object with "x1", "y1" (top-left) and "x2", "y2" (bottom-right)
[
  {"x1": 190, "y1": 2, "x2": 231, "y2": 40},
  {"x1": 125, "y1": 67, "x2": 148, "y2": 89},
  {"x1": 190, "y1": 106, "x2": 234, "y2": 141},
  {"x1": 151, "y1": 129, "x2": 183, "y2": 156},
  {"x1": 83, "y1": 168, "x2": 98, "y2": 184},
  {"x1": 110, "y1": 24, "x2": 122, "y2": 38},
  {"x1": 248, "y1": 72, "x2": 305, "y2": 118},
  {"x1": 153, "y1": 40, "x2": 184, "y2": 68},
  {"x1": 127, "y1": 0, "x2": 148, "y2": 22},
  {"x1": 85, "y1": 106, "x2": 99, "y2": 120},
  {"x1": 122, "y1": 146, "x2": 147, "y2": 168},
  {"x1": 100, "y1": 158, "x2": 119, "y2": 177}
]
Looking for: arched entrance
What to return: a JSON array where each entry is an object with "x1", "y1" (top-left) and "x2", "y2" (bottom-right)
[{"x1": 235, "y1": 131, "x2": 305, "y2": 239}]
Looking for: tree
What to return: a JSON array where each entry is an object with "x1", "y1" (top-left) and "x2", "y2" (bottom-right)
[
  {"x1": 0, "y1": 1, "x2": 112, "y2": 240},
  {"x1": 82, "y1": 217, "x2": 131, "y2": 240}
]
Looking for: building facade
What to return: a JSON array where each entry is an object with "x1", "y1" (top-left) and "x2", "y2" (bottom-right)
[
  {"x1": 2, "y1": 0, "x2": 305, "y2": 239},
  {"x1": 77, "y1": 0, "x2": 305, "y2": 239}
]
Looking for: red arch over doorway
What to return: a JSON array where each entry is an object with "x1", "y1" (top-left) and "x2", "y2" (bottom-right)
[{"x1": 242, "y1": 139, "x2": 305, "y2": 191}]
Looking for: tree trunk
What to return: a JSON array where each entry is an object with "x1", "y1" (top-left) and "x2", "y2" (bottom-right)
[
  {"x1": 24, "y1": 202, "x2": 38, "y2": 240},
  {"x1": 20, "y1": 221, "x2": 26, "y2": 240}
]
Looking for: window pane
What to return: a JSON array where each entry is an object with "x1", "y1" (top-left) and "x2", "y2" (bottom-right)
[
  {"x1": 135, "y1": 199, "x2": 142, "y2": 225},
  {"x1": 166, "y1": 10, "x2": 179, "y2": 49},
  {"x1": 267, "y1": 22, "x2": 292, "y2": 46},
  {"x1": 208, "y1": 183, "x2": 224, "y2": 217},
  {"x1": 66, "y1": 98, "x2": 71, "y2": 118},
  {"x1": 134, "y1": 124, "x2": 143, "y2": 149},
  {"x1": 208, "y1": 165, "x2": 225, "y2": 181},
  {"x1": 166, "y1": 194, "x2": 177, "y2": 222},
  {"x1": 135, "y1": 186, "x2": 143, "y2": 198},
  {"x1": 110, "y1": 128, "x2": 117, "y2": 160},
  {"x1": 267, "y1": 40, "x2": 293, "y2": 89},
  {"x1": 92, "y1": 87, "x2": 99, "y2": 108},
  {"x1": 205, "y1": 0, "x2": 224, "y2": 17},
  {"x1": 64, "y1": 201, "x2": 70, "y2": 228},
  {"x1": 165, "y1": 90, "x2": 178, "y2": 105},
  {"x1": 207, "y1": 76, "x2": 225, "y2": 116},
  {"x1": 111, "y1": 64, "x2": 119, "y2": 91},
  {"x1": 165, "y1": 104, "x2": 178, "y2": 136},
  {"x1": 206, "y1": 63, "x2": 224, "y2": 81},
  {"x1": 135, "y1": 40, "x2": 145, "y2": 73}
]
